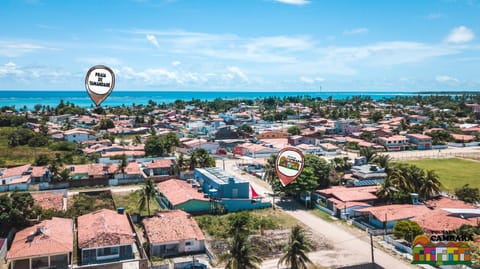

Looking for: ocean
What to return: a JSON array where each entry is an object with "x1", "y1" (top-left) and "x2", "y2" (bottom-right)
[{"x1": 0, "y1": 90, "x2": 442, "y2": 110}]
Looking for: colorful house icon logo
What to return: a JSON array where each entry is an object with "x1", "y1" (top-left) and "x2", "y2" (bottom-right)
[{"x1": 411, "y1": 235, "x2": 472, "y2": 266}]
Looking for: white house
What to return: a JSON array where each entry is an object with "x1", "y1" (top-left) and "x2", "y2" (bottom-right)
[{"x1": 64, "y1": 129, "x2": 98, "y2": 143}]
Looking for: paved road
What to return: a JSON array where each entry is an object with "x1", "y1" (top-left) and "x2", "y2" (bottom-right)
[{"x1": 217, "y1": 158, "x2": 417, "y2": 268}]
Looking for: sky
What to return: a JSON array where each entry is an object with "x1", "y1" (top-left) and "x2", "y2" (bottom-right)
[{"x1": 1, "y1": 0, "x2": 480, "y2": 91}]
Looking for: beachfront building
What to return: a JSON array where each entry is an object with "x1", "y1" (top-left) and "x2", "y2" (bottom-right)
[{"x1": 7, "y1": 218, "x2": 73, "y2": 269}]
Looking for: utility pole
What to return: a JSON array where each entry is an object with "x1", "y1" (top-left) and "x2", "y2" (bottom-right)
[{"x1": 370, "y1": 232, "x2": 375, "y2": 265}]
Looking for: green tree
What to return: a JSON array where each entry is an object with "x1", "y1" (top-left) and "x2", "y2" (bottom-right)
[
  {"x1": 98, "y1": 118, "x2": 115, "y2": 130},
  {"x1": 418, "y1": 170, "x2": 441, "y2": 200},
  {"x1": 138, "y1": 178, "x2": 157, "y2": 216},
  {"x1": 359, "y1": 147, "x2": 378, "y2": 163},
  {"x1": 57, "y1": 168, "x2": 71, "y2": 182},
  {"x1": 393, "y1": 220, "x2": 423, "y2": 243},
  {"x1": 190, "y1": 148, "x2": 215, "y2": 169},
  {"x1": 220, "y1": 233, "x2": 263, "y2": 269},
  {"x1": 34, "y1": 154, "x2": 51, "y2": 166},
  {"x1": 237, "y1": 124, "x2": 254, "y2": 135},
  {"x1": 370, "y1": 110, "x2": 383, "y2": 123},
  {"x1": 227, "y1": 211, "x2": 252, "y2": 236},
  {"x1": 455, "y1": 184, "x2": 480, "y2": 204},
  {"x1": 278, "y1": 225, "x2": 314, "y2": 269},
  {"x1": 304, "y1": 154, "x2": 331, "y2": 189},
  {"x1": 287, "y1": 126, "x2": 301, "y2": 135},
  {"x1": 144, "y1": 136, "x2": 165, "y2": 157}
]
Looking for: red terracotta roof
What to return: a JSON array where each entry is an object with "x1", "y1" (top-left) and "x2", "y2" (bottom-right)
[
  {"x1": 157, "y1": 179, "x2": 209, "y2": 206},
  {"x1": 31, "y1": 192, "x2": 64, "y2": 211},
  {"x1": 355, "y1": 204, "x2": 432, "y2": 222},
  {"x1": 77, "y1": 209, "x2": 135, "y2": 249},
  {"x1": 316, "y1": 186, "x2": 378, "y2": 202},
  {"x1": 7, "y1": 218, "x2": 73, "y2": 260},
  {"x1": 9, "y1": 175, "x2": 31, "y2": 184},
  {"x1": 143, "y1": 210, "x2": 205, "y2": 244},
  {"x1": 412, "y1": 209, "x2": 480, "y2": 232},
  {"x1": 31, "y1": 166, "x2": 47, "y2": 178},
  {"x1": 1, "y1": 164, "x2": 31, "y2": 179},
  {"x1": 144, "y1": 159, "x2": 173, "y2": 169}
]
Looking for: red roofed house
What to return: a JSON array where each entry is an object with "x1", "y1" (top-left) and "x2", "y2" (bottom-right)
[
  {"x1": 7, "y1": 217, "x2": 73, "y2": 269},
  {"x1": 141, "y1": 159, "x2": 174, "y2": 179},
  {"x1": 143, "y1": 210, "x2": 205, "y2": 257},
  {"x1": 376, "y1": 135, "x2": 409, "y2": 151},
  {"x1": 314, "y1": 186, "x2": 378, "y2": 219},
  {"x1": 77, "y1": 209, "x2": 136, "y2": 266},
  {"x1": 157, "y1": 179, "x2": 211, "y2": 214},
  {"x1": 0, "y1": 164, "x2": 32, "y2": 192},
  {"x1": 114, "y1": 161, "x2": 144, "y2": 184},
  {"x1": 405, "y1": 133, "x2": 432, "y2": 150}
]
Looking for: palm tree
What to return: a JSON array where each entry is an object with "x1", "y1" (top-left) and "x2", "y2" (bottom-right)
[
  {"x1": 138, "y1": 178, "x2": 157, "y2": 216},
  {"x1": 278, "y1": 225, "x2": 314, "y2": 269},
  {"x1": 118, "y1": 154, "x2": 128, "y2": 181},
  {"x1": 263, "y1": 154, "x2": 277, "y2": 184},
  {"x1": 374, "y1": 154, "x2": 392, "y2": 172},
  {"x1": 359, "y1": 147, "x2": 377, "y2": 163},
  {"x1": 220, "y1": 233, "x2": 263, "y2": 269},
  {"x1": 419, "y1": 170, "x2": 442, "y2": 200}
]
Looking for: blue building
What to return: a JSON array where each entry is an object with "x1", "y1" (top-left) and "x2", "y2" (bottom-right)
[
  {"x1": 193, "y1": 167, "x2": 270, "y2": 212},
  {"x1": 194, "y1": 168, "x2": 250, "y2": 199}
]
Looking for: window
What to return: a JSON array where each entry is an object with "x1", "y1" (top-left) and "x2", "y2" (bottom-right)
[
  {"x1": 185, "y1": 241, "x2": 192, "y2": 246},
  {"x1": 97, "y1": 246, "x2": 120, "y2": 260}
]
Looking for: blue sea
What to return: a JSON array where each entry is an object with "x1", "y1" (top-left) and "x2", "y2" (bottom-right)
[{"x1": 0, "y1": 90, "x2": 452, "y2": 110}]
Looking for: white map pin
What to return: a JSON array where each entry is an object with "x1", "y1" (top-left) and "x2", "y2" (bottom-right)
[{"x1": 85, "y1": 65, "x2": 115, "y2": 106}]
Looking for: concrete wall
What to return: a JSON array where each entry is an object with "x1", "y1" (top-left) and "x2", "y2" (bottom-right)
[{"x1": 221, "y1": 199, "x2": 271, "y2": 212}]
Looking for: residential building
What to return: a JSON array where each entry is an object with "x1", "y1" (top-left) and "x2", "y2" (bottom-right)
[
  {"x1": 347, "y1": 164, "x2": 386, "y2": 186},
  {"x1": 77, "y1": 209, "x2": 137, "y2": 266},
  {"x1": 157, "y1": 179, "x2": 211, "y2": 214},
  {"x1": 233, "y1": 143, "x2": 280, "y2": 158},
  {"x1": 195, "y1": 167, "x2": 250, "y2": 199},
  {"x1": 194, "y1": 167, "x2": 270, "y2": 212},
  {"x1": 257, "y1": 131, "x2": 288, "y2": 139},
  {"x1": 0, "y1": 164, "x2": 32, "y2": 192},
  {"x1": 64, "y1": 128, "x2": 97, "y2": 143},
  {"x1": 335, "y1": 119, "x2": 361, "y2": 135},
  {"x1": 7, "y1": 218, "x2": 73, "y2": 269},
  {"x1": 142, "y1": 159, "x2": 174, "y2": 178},
  {"x1": 376, "y1": 135, "x2": 409, "y2": 151},
  {"x1": 406, "y1": 133, "x2": 432, "y2": 150},
  {"x1": 143, "y1": 210, "x2": 205, "y2": 258},
  {"x1": 314, "y1": 186, "x2": 377, "y2": 219}
]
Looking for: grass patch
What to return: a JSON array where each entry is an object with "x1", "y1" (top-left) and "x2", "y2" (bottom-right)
[
  {"x1": 67, "y1": 191, "x2": 115, "y2": 217},
  {"x1": 311, "y1": 209, "x2": 335, "y2": 222},
  {"x1": 195, "y1": 208, "x2": 299, "y2": 239},
  {"x1": 112, "y1": 190, "x2": 163, "y2": 216},
  {"x1": 400, "y1": 158, "x2": 480, "y2": 192}
]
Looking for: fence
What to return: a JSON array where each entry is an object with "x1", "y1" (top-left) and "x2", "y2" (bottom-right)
[
  {"x1": 383, "y1": 235, "x2": 412, "y2": 254},
  {"x1": 389, "y1": 152, "x2": 480, "y2": 161}
]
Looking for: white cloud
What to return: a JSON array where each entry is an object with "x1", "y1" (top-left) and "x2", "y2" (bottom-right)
[
  {"x1": 343, "y1": 28, "x2": 369, "y2": 35},
  {"x1": 436, "y1": 75, "x2": 459, "y2": 83},
  {"x1": 146, "y1": 34, "x2": 160, "y2": 48},
  {"x1": 445, "y1": 26, "x2": 475, "y2": 44},
  {"x1": 0, "y1": 42, "x2": 56, "y2": 57},
  {"x1": 273, "y1": 0, "x2": 309, "y2": 5},
  {"x1": 300, "y1": 76, "x2": 325, "y2": 83},
  {"x1": 171, "y1": 60, "x2": 181, "y2": 67},
  {"x1": 0, "y1": 62, "x2": 24, "y2": 76},
  {"x1": 227, "y1": 66, "x2": 248, "y2": 81}
]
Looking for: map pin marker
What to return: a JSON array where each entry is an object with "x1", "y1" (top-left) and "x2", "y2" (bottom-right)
[{"x1": 85, "y1": 65, "x2": 115, "y2": 106}]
